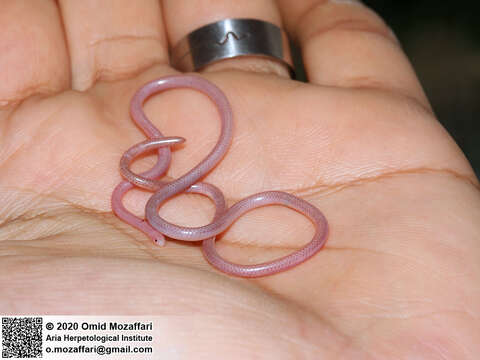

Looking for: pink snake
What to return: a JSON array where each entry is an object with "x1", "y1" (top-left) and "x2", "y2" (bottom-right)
[{"x1": 111, "y1": 75, "x2": 328, "y2": 278}]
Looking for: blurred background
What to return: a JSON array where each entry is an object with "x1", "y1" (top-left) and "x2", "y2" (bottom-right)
[
  {"x1": 364, "y1": 0, "x2": 479, "y2": 177},
  {"x1": 295, "y1": 1, "x2": 479, "y2": 176}
]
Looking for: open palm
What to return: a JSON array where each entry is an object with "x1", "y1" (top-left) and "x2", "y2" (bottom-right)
[{"x1": 1, "y1": 0, "x2": 479, "y2": 358}]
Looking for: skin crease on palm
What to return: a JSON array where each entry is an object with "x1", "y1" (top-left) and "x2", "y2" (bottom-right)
[{"x1": 0, "y1": 0, "x2": 479, "y2": 358}]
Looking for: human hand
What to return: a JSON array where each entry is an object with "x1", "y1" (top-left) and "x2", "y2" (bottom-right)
[{"x1": 1, "y1": 0, "x2": 479, "y2": 358}]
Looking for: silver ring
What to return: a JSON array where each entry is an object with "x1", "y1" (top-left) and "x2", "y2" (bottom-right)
[{"x1": 171, "y1": 18, "x2": 295, "y2": 77}]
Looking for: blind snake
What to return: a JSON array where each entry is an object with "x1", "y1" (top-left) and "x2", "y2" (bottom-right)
[{"x1": 111, "y1": 75, "x2": 328, "y2": 278}]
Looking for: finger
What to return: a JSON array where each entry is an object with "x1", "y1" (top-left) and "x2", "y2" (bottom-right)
[
  {"x1": 277, "y1": 0, "x2": 430, "y2": 107},
  {"x1": 162, "y1": 0, "x2": 291, "y2": 78},
  {"x1": 0, "y1": 0, "x2": 70, "y2": 107},
  {"x1": 58, "y1": 0, "x2": 169, "y2": 91}
]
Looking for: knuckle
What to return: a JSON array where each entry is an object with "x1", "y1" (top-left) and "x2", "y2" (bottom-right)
[
  {"x1": 72, "y1": 36, "x2": 167, "y2": 91},
  {"x1": 297, "y1": 0, "x2": 397, "y2": 44}
]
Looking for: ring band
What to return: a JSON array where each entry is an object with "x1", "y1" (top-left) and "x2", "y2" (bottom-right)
[{"x1": 171, "y1": 18, "x2": 295, "y2": 77}]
